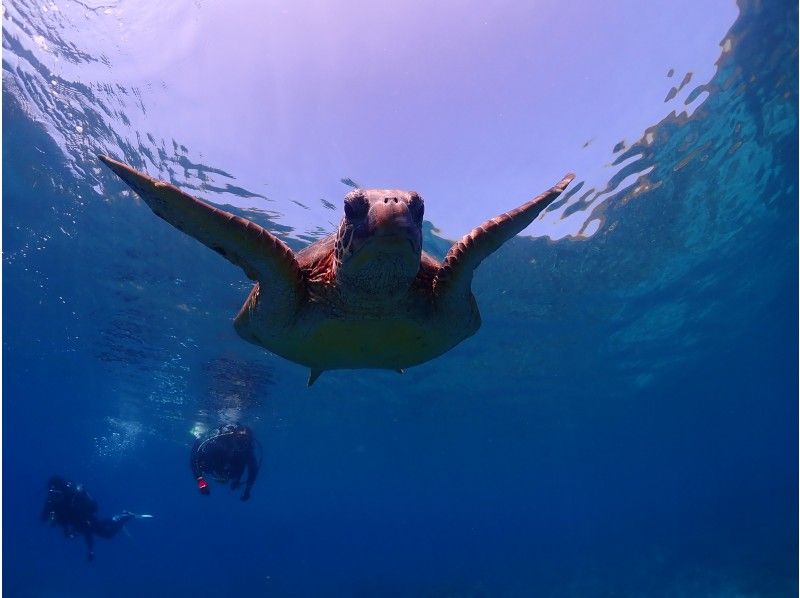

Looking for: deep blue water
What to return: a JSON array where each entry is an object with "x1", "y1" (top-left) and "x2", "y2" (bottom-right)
[{"x1": 4, "y1": 0, "x2": 798, "y2": 596}]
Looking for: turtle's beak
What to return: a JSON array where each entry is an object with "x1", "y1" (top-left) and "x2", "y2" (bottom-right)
[{"x1": 368, "y1": 199, "x2": 421, "y2": 252}]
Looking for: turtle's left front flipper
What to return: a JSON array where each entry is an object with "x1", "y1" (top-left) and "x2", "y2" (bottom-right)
[
  {"x1": 99, "y1": 156, "x2": 304, "y2": 297},
  {"x1": 433, "y1": 173, "x2": 575, "y2": 298}
]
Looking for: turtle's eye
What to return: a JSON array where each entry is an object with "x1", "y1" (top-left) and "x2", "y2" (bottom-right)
[
  {"x1": 407, "y1": 193, "x2": 424, "y2": 224},
  {"x1": 344, "y1": 193, "x2": 368, "y2": 220}
]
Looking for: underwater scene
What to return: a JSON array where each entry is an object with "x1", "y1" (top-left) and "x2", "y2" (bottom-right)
[{"x1": 3, "y1": 0, "x2": 798, "y2": 596}]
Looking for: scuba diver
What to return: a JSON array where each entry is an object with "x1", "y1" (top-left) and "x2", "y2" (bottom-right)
[
  {"x1": 41, "y1": 475, "x2": 152, "y2": 561},
  {"x1": 191, "y1": 423, "x2": 261, "y2": 501}
]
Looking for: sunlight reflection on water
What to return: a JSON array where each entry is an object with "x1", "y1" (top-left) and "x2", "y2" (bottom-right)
[{"x1": 4, "y1": 0, "x2": 738, "y2": 242}]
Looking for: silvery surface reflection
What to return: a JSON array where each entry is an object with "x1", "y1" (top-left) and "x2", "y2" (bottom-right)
[{"x1": 4, "y1": 0, "x2": 737, "y2": 243}]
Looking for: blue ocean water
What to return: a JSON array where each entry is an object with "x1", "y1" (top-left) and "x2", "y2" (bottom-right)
[{"x1": 3, "y1": 0, "x2": 797, "y2": 596}]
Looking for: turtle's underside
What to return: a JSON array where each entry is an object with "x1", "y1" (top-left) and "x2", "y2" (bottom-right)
[{"x1": 99, "y1": 155, "x2": 574, "y2": 385}]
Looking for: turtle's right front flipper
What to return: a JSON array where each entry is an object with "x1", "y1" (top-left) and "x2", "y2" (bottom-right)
[
  {"x1": 99, "y1": 155, "x2": 304, "y2": 297},
  {"x1": 433, "y1": 173, "x2": 575, "y2": 299}
]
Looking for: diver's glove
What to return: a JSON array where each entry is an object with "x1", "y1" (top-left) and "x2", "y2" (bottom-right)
[
  {"x1": 240, "y1": 490, "x2": 251, "y2": 502},
  {"x1": 197, "y1": 477, "x2": 210, "y2": 496}
]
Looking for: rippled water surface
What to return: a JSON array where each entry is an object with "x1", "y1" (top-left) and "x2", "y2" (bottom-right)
[{"x1": 3, "y1": 1, "x2": 798, "y2": 596}]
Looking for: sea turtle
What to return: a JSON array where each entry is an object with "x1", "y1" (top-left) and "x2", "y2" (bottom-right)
[{"x1": 99, "y1": 155, "x2": 574, "y2": 385}]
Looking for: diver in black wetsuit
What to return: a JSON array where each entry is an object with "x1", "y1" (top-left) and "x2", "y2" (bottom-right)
[
  {"x1": 41, "y1": 475, "x2": 147, "y2": 561},
  {"x1": 191, "y1": 424, "x2": 260, "y2": 501}
]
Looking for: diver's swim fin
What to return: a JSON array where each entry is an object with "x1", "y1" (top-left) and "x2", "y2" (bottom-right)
[{"x1": 120, "y1": 510, "x2": 154, "y2": 520}]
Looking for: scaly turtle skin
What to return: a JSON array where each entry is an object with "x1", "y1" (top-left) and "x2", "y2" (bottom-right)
[{"x1": 99, "y1": 155, "x2": 574, "y2": 385}]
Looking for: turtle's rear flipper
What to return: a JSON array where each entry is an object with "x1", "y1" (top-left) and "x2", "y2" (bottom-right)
[
  {"x1": 433, "y1": 173, "x2": 575, "y2": 298},
  {"x1": 307, "y1": 369, "x2": 324, "y2": 386},
  {"x1": 99, "y1": 156, "x2": 304, "y2": 301}
]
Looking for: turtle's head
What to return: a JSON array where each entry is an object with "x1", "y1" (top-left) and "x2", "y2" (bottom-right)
[{"x1": 334, "y1": 189, "x2": 424, "y2": 295}]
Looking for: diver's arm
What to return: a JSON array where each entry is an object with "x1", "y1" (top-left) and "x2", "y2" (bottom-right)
[
  {"x1": 241, "y1": 447, "x2": 259, "y2": 501},
  {"x1": 191, "y1": 440, "x2": 210, "y2": 495}
]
